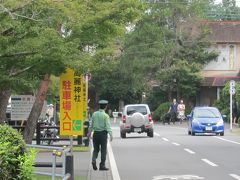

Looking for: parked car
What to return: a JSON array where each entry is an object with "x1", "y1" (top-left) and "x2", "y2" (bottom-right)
[
  {"x1": 120, "y1": 104, "x2": 154, "y2": 138},
  {"x1": 187, "y1": 107, "x2": 225, "y2": 136}
]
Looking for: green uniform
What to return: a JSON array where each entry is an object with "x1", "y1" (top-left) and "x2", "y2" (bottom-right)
[
  {"x1": 89, "y1": 109, "x2": 112, "y2": 135},
  {"x1": 90, "y1": 109, "x2": 112, "y2": 168}
]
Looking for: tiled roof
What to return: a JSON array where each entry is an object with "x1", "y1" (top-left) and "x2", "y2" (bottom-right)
[
  {"x1": 203, "y1": 21, "x2": 240, "y2": 43},
  {"x1": 201, "y1": 76, "x2": 240, "y2": 86}
]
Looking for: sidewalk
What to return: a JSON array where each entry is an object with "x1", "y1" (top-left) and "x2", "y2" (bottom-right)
[{"x1": 34, "y1": 141, "x2": 113, "y2": 180}]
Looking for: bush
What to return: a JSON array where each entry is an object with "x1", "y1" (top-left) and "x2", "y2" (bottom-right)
[
  {"x1": 0, "y1": 125, "x2": 35, "y2": 180},
  {"x1": 153, "y1": 102, "x2": 170, "y2": 121},
  {"x1": 213, "y1": 99, "x2": 229, "y2": 122}
]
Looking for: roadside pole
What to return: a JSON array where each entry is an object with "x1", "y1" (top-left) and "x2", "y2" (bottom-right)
[
  {"x1": 229, "y1": 80, "x2": 235, "y2": 132},
  {"x1": 230, "y1": 90, "x2": 233, "y2": 132}
]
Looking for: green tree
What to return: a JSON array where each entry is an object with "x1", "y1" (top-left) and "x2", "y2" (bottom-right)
[
  {"x1": 214, "y1": 82, "x2": 240, "y2": 122},
  {"x1": 205, "y1": 0, "x2": 240, "y2": 20},
  {"x1": 0, "y1": 0, "x2": 143, "y2": 143},
  {"x1": 102, "y1": 0, "x2": 217, "y2": 108}
]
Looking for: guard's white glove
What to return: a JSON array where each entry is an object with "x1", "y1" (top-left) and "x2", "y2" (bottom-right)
[
  {"x1": 109, "y1": 134, "x2": 113, "y2": 142},
  {"x1": 87, "y1": 132, "x2": 93, "y2": 139}
]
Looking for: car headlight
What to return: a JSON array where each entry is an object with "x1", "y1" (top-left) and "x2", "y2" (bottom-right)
[
  {"x1": 217, "y1": 120, "x2": 224, "y2": 126},
  {"x1": 192, "y1": 119, "x2": 199, "y2": 124}
]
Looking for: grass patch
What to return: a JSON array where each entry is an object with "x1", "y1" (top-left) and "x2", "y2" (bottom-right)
[{"x1": 32, "y1": 174, "x2": 88, "y2": 180}]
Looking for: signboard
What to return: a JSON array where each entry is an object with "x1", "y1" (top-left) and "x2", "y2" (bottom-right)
[
  {"x1": 11, "y1": 95, "x2": 47, "y2": 120},
  {"x1": 230, "y1": 80, "x2": 235, "y2": 88},
  {"x1": 60, "y1": 68, "x2": 84, "y2": 136},
  {"x1": 229, "y1": 80, "x2": 236, "y2": 95}
]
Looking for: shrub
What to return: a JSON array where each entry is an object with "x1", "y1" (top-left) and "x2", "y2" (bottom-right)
[
  {"x1": 0, "y1": 125, "x2": 35, "y2": 180},
  {"x1": 153, "y1": 102, "x2": 170, "y2": 121}
]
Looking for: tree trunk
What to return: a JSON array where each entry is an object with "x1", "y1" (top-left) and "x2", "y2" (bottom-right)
[
  {"x1": 118, "y1": 99, "x2": 124, "y2": 112},
  {"x1": 0, "y1": 88, "x2": 11, "y2": 124},
  {"x1": 23, "y1": 74, "x2": 50, "y2": 144}
]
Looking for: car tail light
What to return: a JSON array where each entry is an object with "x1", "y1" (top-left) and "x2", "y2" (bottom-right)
[
  {"x1": 148, "y1": 114, "x2": 152, "y2": 122},
  {"x1": 122, "y1": 115, "x2": 126, "y2": 123}
]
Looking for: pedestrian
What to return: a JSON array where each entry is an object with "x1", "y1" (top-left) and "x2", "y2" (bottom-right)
[
  {"x1": 88, "y1": 100, "x2": 113, "y2": 171},
  {"x1": 168, "y1": 98, "x2": 178, "y2": 124},
  {"x1": 233, "y1": 100, "x2": 238, "y2": 124},
  {"x1": 177, "y1": 99, "x2": 185, "y2": 124}
]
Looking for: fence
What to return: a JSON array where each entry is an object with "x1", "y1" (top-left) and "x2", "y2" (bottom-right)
[
  {"x1": 11, "y1": 121, "x2": 90, "y2": 146},
  {"x1": 27, "y1": 144, "x2": 73, "y2": 180}
]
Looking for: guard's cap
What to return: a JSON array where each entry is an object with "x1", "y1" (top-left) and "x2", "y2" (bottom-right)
[{"x1": 98, "y1": 100, "x2": 108, "y2": 104}]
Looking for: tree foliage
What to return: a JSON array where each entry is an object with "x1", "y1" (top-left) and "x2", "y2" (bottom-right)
[
  {"x1": 205, "y1": 0, "x2": 240, "y2": 20},
  {"x1": 99, "y1": 0, "x2": 218, "y2": 108}
]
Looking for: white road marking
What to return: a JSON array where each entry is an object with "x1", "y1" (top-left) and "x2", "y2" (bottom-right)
[
  {"x1": 214, "y1": 136, "x2": 240, "y2": 145},
  {"x1": 229, "y1": 174, "x2": 240, "y2": 180},
  {"x1": 162, "y1": 137, "x2": 169, "y2": 142},
  {"x1": 108, "y1": 142, "x2": 121, "y2": 180},
  {"x1": 172, "y1": 142, "x2": 180, "y2": 146},
  {"x1": 184, "y1": 148, "x2": 196, "y2": 154},
  {"x1": 201, "y1": 159, "x2": 218, "y2": 167},
  {"x1": 154, "y1": 132, "x2": 161, "y2": 137},
  {"x1": 152, "y1": 175, "x2": 204, "y2": 179}
]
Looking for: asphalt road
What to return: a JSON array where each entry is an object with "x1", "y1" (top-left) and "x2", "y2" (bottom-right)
[{"x1": 109, "y1": 121, "x2": 240, "y2": 180}]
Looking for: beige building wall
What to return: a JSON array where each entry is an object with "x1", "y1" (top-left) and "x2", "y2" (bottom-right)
[{"x1": 202, "y1": 43, "x2": 240, "y2": 77}]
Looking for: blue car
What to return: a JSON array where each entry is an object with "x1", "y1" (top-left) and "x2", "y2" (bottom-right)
[{"x1": 187, "y1": 107, "x2": 225, "y2": 136}]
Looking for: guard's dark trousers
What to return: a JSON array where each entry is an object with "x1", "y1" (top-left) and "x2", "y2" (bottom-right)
[{"x1": 92, "y1": 131, "x2": 108, "y2": 167}]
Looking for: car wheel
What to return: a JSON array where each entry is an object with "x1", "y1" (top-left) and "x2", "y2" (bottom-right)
[
  {"x1": 188, "y1": 130, "x2": 191, "y2": 135},
  {"x1": 220, "y1": 132, "x2": 224, "y2": 136},
  {"x1": 120, "y1": 131, "x2": 126, "y2": 138},
  {"x1": 147, "y1": 130, "x2": 154, "y2": 138},
  {"x1": 191, "y1": 131, "x2": 195, "y2": 136}
]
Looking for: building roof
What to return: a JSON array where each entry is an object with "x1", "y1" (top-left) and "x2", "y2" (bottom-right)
[
  {"x1": 203, "y1": 21, "x2": 240, "y2": 43},
  {"x1": 201, "y1": 76, "x2": 240, "y2": 87}
]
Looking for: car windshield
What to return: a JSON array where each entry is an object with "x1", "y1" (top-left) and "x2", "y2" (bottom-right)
[
  {"x1": 127, "y1": 106, "x2": 147, "y2": 115},
  {"x1": 193, "y1": 108, "x2": 221, "y2": 118}
]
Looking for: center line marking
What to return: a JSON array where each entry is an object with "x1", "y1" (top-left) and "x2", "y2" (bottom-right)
[
  {"x1": 184, "y1": 148, "x2": 196, "y2": 154},
  {"x1": 230, "y1": 174, "x2": 240, "y2": 180},
  {"x1": 201, "y1": 159, "x2": 218, "y2": 167},
  {"x1": 172, "y1": 142, "x2": 180, "y2": 146},
  {"x1": 154, "y1": 132, "x2": 160, "y2": 137},
  {"x1": 162, "y1": 138, "x2": 169, "y2": 142}
]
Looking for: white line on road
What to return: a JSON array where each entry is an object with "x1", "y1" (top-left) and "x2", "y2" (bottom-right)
[
  {"x1": 108, "y1": 142, "x2": 121, "y2": 180},
  {"x1": 162, "y1": 137, "x2": 169, "y2": 142},
  {"x1": 184, "y1": 148, "x2": 196, "y2": 154},
  {"x1": 230, "y1": 174, "x2": 240, "y2": 180},
  {"x1": 154, "y1": 132, "x2": 161, "y2": 137},
  {"x1": 201, "y1": 159, "x2": 218, "y2": 167},
  {"x1": 172, "y1": 142, "x2": 180, "y2": 146},
  {"x1": 214, "y1": 136, "x2": 240, "y2": 145}
]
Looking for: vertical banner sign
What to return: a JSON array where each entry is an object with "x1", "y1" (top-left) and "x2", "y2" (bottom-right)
[
  {"x1": 60, "y1": 68, "x2": 84, "y2": 136},
  {"x1": 82, "y1": 75, "x2": 87, "y2": 120}
]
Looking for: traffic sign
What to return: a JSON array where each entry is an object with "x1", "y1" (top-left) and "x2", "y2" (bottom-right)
[
  {"x1": 230, "y1": 80, "x2": 235, "y2": 88},
  {"x1": 230, "y1": 88, "x2": 236, "y2": 95}
]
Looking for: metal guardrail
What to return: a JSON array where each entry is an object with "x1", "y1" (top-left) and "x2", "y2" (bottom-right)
[{"x1": 27, "y1": 144, "x2": 72, "y2": 180}]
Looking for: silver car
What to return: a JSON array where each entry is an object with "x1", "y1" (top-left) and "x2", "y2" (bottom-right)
[{"x1": 120, "y1": 104, "x2": 154, "y2": 138}]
